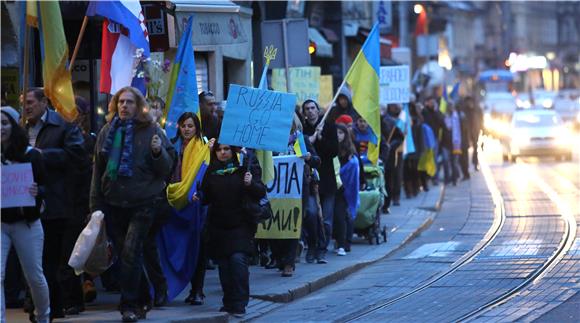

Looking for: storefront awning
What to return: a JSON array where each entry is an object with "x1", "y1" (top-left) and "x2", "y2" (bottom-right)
[
  {"x1": 308, "y1": 28, "x2": 333, "y2": 58},
  {"x1": 172, "y1": 0, "x2": 240, "y2": 13}
]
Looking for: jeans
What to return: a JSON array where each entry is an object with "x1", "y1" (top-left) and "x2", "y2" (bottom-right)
[
  {"x1": 1, "y1": 220, "x2": 50, "y2": 323},
  {"x1": 436, "y1": 148, "x2": 452, "y2": 183},
  {"x1": 319, "y1": 193, "x2": 336, "y2": 254},
  {"x1": 108, "y1": 205, "x2": 154, "y2": 312},
  {"x1": 451, "y1": 154, "x2": 461, "y2": 184},
  {"x1": 216, "y1": 252, "x2": 249, "y2": 311},
  {"x1": 333, "y1": 193, "x2": 353, "y2": 250},
  {"x1": 302, "y1": 193, "x2": 323, "y2": 251}
]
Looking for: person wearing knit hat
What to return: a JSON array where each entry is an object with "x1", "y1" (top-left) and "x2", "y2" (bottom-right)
[
  {"x1": 335, "y1": 114, "x2": 353, "y2": 127},
  {"x1": 1, "y1": 106, "x2": 20, "y2": 123},
  {"x1": 1, "y1": 106, "x2": 51, "y2": 323}
]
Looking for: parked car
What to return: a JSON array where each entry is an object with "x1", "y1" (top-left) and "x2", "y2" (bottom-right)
[{"x1": 502, "y1": 109, "x2": 573, "y2": 162}]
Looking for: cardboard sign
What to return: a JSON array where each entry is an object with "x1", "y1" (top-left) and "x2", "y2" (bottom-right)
[
  {"x1": 219, "y1": 85, "x2": 296, "y2": 152},
  {"x1": 271, "y1": 67, "x2": 321, "y2": 106},
  {"x1": 379, "y1": 65, "x2": 410, "y2": 104},
  {"x1": 256, "y1": 156, "x2": 305, "y2": 239},
  {"x1": 1, "y1": 163, "x2": 35, "y2": 208},
  {"x1": 319, "y1": 75, "x2": 334, "y2": 108}
]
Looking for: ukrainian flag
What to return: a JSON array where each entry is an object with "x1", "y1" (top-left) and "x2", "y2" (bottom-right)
[
  {"x1": 344, "y1": 22, "x2": 381, "y2": 165},
  {"x1": 293, "y1": 131, "x2": 307, "y2": 157},
  {"x1": 164, "y1": 16, "x2": 199, "y2": 140},
  {"x1": 28, "y1": 1, "x2": 77, "y2": 122}
]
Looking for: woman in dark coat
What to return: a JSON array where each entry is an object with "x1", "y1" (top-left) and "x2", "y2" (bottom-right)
[{"x1": 197, "y1": 143, "x2": 266, "y2": 316}]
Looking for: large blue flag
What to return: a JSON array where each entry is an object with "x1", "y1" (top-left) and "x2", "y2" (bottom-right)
[{"x1": 164, "y1": 16, "x2": 198, "y2": 140}]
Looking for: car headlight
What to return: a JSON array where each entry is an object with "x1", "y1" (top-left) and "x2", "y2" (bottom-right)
[
  {"x1": 576, "y1": 111, "x2": 580, "y2": 123},
  {"x1": 511, "y1": 132, "x2": 530, "y2": 146},
  {"x1": 542, "y1": 99, "x2": 553, "y2": 108}
]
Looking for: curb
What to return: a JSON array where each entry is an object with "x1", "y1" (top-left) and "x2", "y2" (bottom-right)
[{"x1": 251, "y1": 185, "x2": 444, "y2": 304}]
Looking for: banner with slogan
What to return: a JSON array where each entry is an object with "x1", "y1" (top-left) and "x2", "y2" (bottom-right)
[
  {"x1": 379, "y1": 65, "x2": 410, "y2": 104},
  {"x1": 219, "y1": 84, "x2": 296, "y2": 152},
  {"x1": 1, "y1": 163, "x2": 35, "y2": 208},
  {"x1": 256, "y1": 156, "x2": 305, "y2": 239},
  {"x1": 271, "y1": 67, "x2": 321, "y2": 106},
  {"x1": 318, "y1": 74, "x2": 334, "y2": 108}
]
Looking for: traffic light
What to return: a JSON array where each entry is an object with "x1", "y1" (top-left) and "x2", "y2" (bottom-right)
[{"x1": 309, "y1": 41, "x2": 316, "y2": 55}]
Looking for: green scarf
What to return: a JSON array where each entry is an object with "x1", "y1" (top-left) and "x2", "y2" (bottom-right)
[
  {"x1": 105, "y1": 128, "x2": 123, "y2": 181},
  {"x1": 212, "y1": 161, "x2": 239, "y2": 176}
]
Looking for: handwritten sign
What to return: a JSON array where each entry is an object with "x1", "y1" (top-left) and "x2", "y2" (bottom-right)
[
  {"x1": 271, "y1": 67, "x2": 321, "y2": 106},
  {"x1": 379, "y1": 65, "x2": 410, "y2": 104},
  {"x1": 319, "y1": 75, "x2": 334, "y2": 108},
  {"x1": 219, "y1": 85, "x2": 296, "y2": 152},
  {"x1": 1, "y1": 163, "x2": 35, "y2": 208},
  {"x1": 256, "y1": 156, "x2": 305, "y2": 239}
]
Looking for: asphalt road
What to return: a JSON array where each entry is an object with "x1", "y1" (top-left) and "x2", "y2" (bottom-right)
[{"x1": 247, "y1": 135, "x2": 580, "y2": 323}]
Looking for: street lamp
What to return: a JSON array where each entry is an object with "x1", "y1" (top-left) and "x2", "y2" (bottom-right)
[{"x1": 414, "y1": 4, "x2": 424, "y2": 14}]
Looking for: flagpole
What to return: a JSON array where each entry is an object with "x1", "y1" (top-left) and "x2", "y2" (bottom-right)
[
  {"x1": 319, "y1": 77, "x2": 347, "y2": 125},
  {"x1": 68, "y1": 15, "x2": 89, "y2": 71},
  {"x1": 22, "y1": 23, "x2": 30, "y2": 99}
]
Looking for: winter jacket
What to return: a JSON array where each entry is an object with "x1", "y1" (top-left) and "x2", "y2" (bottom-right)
[
  {"x1": 380, "y1": 114, "x2": 404, "y2": 168},
  {"x1": 1, "y1": 148, "x2": 47, "y2": 223},
  {"x1": 200, "y1": 159, "x2": 266, "y2": 259},
  {"x1": 29, "y1": 109, "x2": 86, "y2": 220},
  {"x1": 90, "y1": 121, "x2": 175, "y2": 211},
  {"x1": 303, "y1": 117, "x2": 339, "y2": 196}
]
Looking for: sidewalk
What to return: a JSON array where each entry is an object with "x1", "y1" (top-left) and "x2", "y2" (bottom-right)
[{"x1": 6, "y1": 185, "x2": 444, "y2": 323}]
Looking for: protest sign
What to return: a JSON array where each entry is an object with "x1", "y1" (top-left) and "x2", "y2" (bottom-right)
[
  {"x1": 256, "y1": 156, "x2": 305, "y2": 239},
  {"x1": 1, "y1": 163, "x2": 35, "y2": 208},
  {"x1": 219, "y1": 84, "x2": 296, "y2": 152},
  {"x1": 319, "y1": 75, "x2": 334, "y2": 108},
  {"x1": 379, "y1": 65, "x2": 410, "y2": 104},
  {"x1": 271, "y1": 67, "x2": 321, "y2": 106}
]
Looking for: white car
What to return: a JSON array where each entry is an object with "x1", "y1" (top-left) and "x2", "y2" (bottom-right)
[{"x1": 502, "y1": 109, "x2": 573, "y2": 162}]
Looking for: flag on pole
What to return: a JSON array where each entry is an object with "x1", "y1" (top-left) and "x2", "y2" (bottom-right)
[
  {"x1": 397, "y1": 103, "x2": 416, "y2": 158},
  {"x1": 27, "y1": 1, "x2": 77, "y2": 122},
  {"x1": 86, "y1": 1, "x2": 150, "y2": 95},
  {"x1": 255, "y1": 56, "x2": 275, "y2": 184},
  {"x1": 344, "y1": 22, "x2": 381, "y2": 165},
  {"x1": 163, "y1": 16, "x2": 199, "y2": 140},
  {"x1": 293, "y1": 131, "x2": 307, "y2": 157},
  {"x1": 449, "y1": 82, "x2": 460, "y2": 103}
]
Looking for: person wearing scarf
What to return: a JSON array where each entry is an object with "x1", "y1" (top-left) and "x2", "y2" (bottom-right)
[
  {"x1": 196, "y1": 143, "x2": 266, "y2": 317},
  {"x1": 159, "y1": 112, "x2": 213, "y2": 305},
  {"x1": 90, "y1": 87, "x2": 175, "y2": 323}
]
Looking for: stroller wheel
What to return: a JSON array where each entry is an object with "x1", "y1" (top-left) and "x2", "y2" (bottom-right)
[
  {"x1": 375, "y1": 231, "x2": 380, "y2": 245},
  {"x1": 382, "y1": 226, "x2": 388, "y2": 242},
  {"x1": 367, "y1": 230, "x2": 374, "y2": 245}
]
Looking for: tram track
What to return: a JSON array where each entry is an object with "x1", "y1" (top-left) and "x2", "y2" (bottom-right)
[{"x1": 344, "y1": 158, "x2": 577, "y2": 323}]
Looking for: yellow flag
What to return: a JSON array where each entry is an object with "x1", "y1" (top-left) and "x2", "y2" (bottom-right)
[{"x1": 33, "y1": 1, "x2": 77, "y2": 122}]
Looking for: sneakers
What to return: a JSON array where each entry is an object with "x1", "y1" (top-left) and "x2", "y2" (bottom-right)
[
  {"x1": 305, "y1": 249, "x2": 316, "y2": 263},
  {"x1": 317, "y1": 253, "x2": 328, "y2": 264},
  {"x1": 121, "y1": 311, "x2": 138, "y2": 322},
  {"x1": 337, "y1": 248, "x2": 347, "y2": 256}
]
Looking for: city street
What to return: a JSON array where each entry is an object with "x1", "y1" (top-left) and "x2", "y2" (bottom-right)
[{"x1": 248, "y1": 135, "x2": 580, "y2": 322}]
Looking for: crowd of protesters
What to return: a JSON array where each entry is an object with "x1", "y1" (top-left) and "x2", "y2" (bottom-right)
[{"x1": 1, "y1": 85, "x2": 483, "y2": 322}]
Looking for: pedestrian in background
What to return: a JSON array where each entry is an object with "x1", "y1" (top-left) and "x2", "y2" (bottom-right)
[
  {"x1": 302, "y1": 99, "x2": 339, "y2": 264},
  {"x1": 22, "y1": 88, "x2": 87, "y2": 320},
  {"x1": 90, "y1": 86, "x2": 175, "y2": 322},
  {"x1": 1, "y1": 106, "x2": 50, "y2": 323}
]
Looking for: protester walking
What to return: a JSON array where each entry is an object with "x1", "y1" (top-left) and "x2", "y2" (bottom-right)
[
  {"x1": 90, "y1": 86, "x2": 175, "y2": 322},
  {"x1": 1, "y1": 107, "x2": 50, "y2": 323},
  {"x1": 301, "y1": 100, "x2": 338, "y2": 263},
  {"x1": 22, "y1": 88, "x2": 86, "y2": 320},
  {"x1": 197, "y1": 143, "x2": 266, "y2": 317}
]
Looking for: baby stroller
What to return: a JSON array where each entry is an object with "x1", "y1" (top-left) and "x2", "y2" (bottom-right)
[{"x1": 354, "y1": 164, "x2": 388, "y2": 244}]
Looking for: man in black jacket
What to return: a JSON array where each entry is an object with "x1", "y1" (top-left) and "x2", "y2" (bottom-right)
[
  {"x1": 381, "y1": 104, "x2": 405, "y2": 210},
  {"x1": 301, "y1": 100, "x2": 338, "y2": 263},
  {"x1": 23, "y1": 88, "x2": 87, "y2": 320}
]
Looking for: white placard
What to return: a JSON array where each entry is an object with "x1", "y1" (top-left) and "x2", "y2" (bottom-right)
[
  {"x1": 379, "y1": 65, "x2": 410, "y2": 104},
  {"x1": 1, "y1": 163, "x2": 35, "y2": 208}
]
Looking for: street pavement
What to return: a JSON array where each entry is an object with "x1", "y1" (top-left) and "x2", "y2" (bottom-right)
[{"x1": 5, "y1": 179, "x2": 445, "y2": 323}]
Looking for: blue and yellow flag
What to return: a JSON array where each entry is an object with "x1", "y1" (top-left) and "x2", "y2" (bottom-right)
[
  {"x1": 164, "y1": 16, "x2": 198, "y2": 140},
  {"x1": 293, "y1": 131, "x2": 307, "y2": 157},
  {"x1": 439, "y1": 84, "x2": 448, "y2": 114},
  {"x1": 28, "y1": 1, "x2": 77, "y2": 122},
  {"x1": 344, "y1": 23, "x2": 381, "y2": 165}
]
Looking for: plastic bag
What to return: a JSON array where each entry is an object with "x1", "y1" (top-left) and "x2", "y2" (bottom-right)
[
  {"x1": 68, "y1": 211, "x2": 104, "y2": 275},
  {"x1": 83, "y1": 223, "x2": 114, "y2": 276}
]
